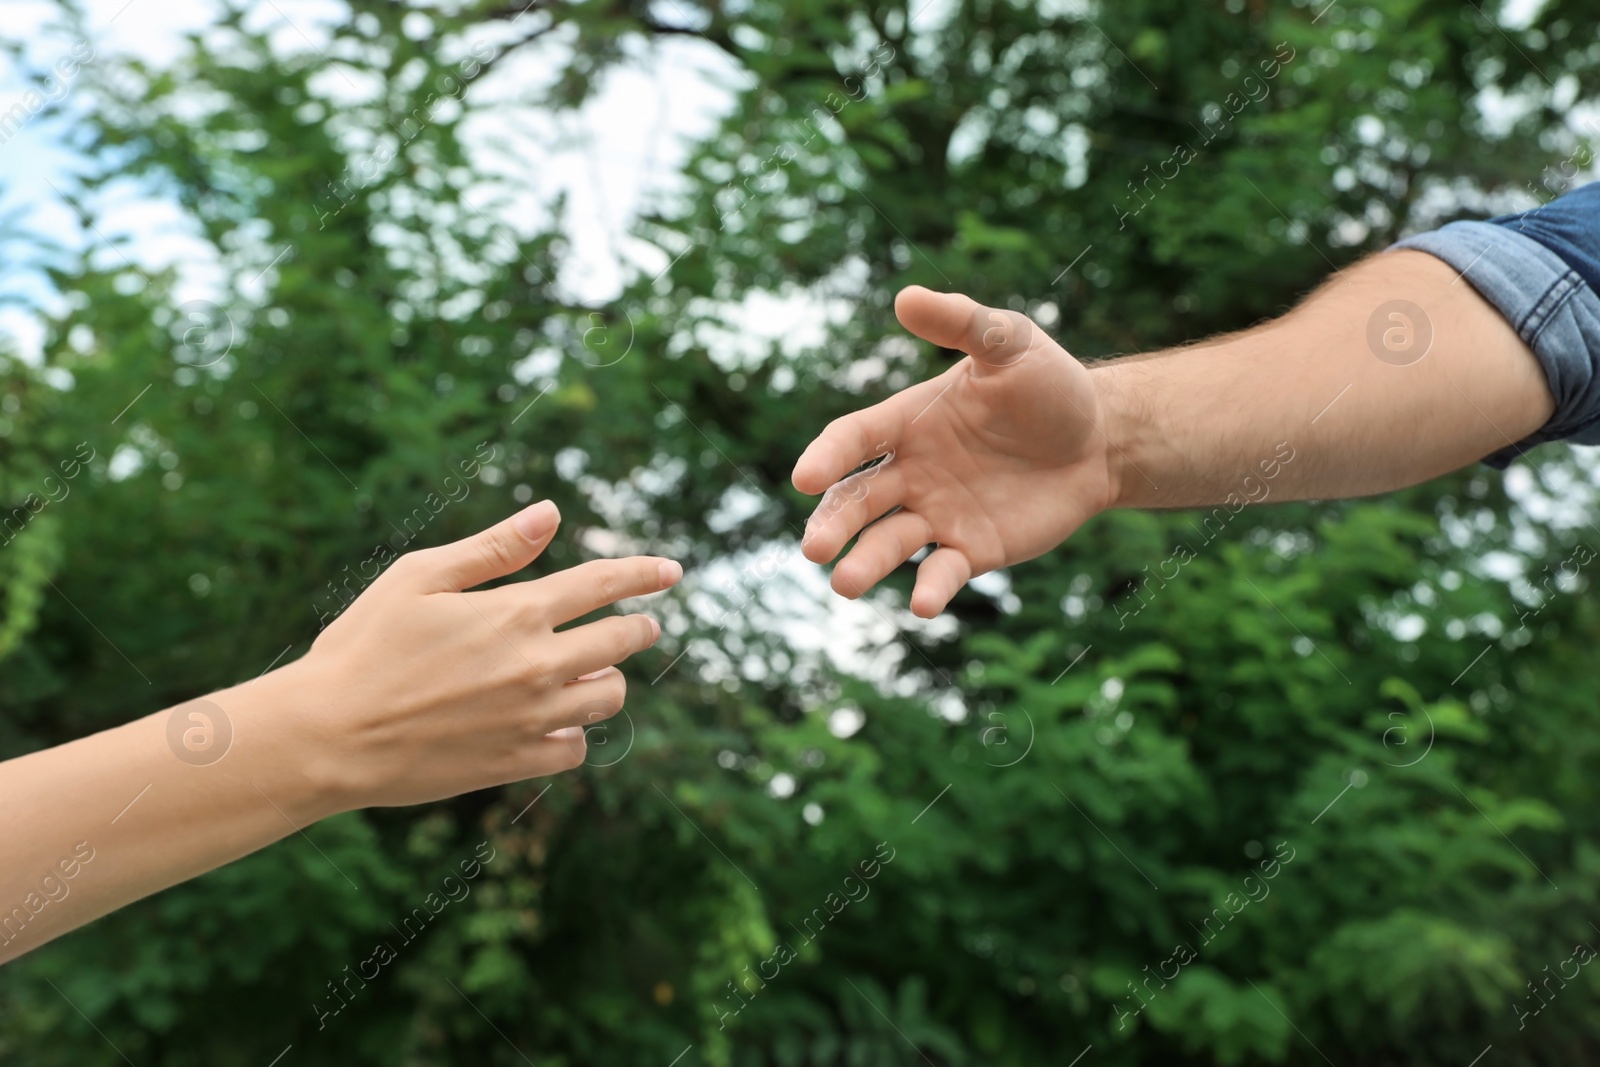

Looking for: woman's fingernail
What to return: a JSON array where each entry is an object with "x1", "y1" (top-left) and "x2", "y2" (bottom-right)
[
  {"x1": 647, "y1": 616, "x2": 661, "y2": 641},
  {"x1": 513, "y1": 500, "x2": 558, "y2": 540},
  {"x1": 658, "y1": 559, "x2": 683, "y2": 585}
]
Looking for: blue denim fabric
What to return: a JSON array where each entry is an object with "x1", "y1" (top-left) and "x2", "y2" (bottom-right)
[
  {"x1": 1394, "y1": 183, "x2": 1600, "y2": 468},
  {"x1": 1490, "y1": 183, "x2": 1600, "y2": 296}
]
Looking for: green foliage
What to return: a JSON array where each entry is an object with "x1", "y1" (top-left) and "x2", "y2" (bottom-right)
[{"x1": 3, "y1": 0, "x2": 1600, "y2": 1064}]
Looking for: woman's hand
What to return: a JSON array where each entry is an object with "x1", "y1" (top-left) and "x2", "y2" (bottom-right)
[
  {"x1": 260, "y1": 499, "x2": 682, "y2": 813},
  {"x1": 0, "y1": 500, "x2": 683, "y2": 963}
]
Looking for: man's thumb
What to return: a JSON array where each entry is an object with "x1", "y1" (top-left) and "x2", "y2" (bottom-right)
[{"x1": 894, "y1": 285, "x2": 1039, "y2": 371}]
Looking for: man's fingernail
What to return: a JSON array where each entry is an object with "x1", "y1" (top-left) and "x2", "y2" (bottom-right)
[
  {"x1": 513, "y1": 500, "x2": 558, "y2": 540},
  {"x1": 647, "y1": 616, "x2": 661, "y2": 641},
  {"x1": 658, "y1": 559, "x2": 683, "y2": 585}
]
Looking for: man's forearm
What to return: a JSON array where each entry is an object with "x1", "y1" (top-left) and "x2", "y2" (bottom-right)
[{"x1": 1092, "y1": 250, "x2": 1555, "y2": 510}]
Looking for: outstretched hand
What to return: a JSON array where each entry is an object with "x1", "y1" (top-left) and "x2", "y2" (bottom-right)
[
  {"x1": 793, "y1": 286, "x2": 1117, "y2": 618},
  {"x1": 289, "y1": 501, "x2": 681, "y2": 809}
]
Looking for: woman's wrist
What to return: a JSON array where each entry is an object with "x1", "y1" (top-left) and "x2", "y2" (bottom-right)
[{"x1": 213, "y1": 656, "x2": 353, "y2": 825}]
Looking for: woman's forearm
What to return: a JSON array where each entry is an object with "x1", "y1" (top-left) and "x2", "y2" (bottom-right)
[
  {"x1": 0, "y1": 502, "x2": 682, "y2": 963},
  {"x1": 0, "y1": 665, "x2": 331, "y2": 963},
  {"x1": 1093, "y1": 250, "x2": 1555, "y2": 510}
]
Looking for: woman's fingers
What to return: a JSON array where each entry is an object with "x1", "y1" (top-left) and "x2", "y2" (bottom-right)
[
  {"x1": 505, "y1": 673, "x2": 626, "y2": 780},
  {"x1": 829, "y1": 509, "x2": 933, "y2": 598},
  {"x1": 469, "y1": 557, "x2": 675, "y2": 681},
  {"x1": 910, "y1": 545, "x2": 974, "y2": 619},
  {"x1": 406, "y1": 500, "x2": 561, "y2": 593},
  {"x1": 549, "y1": 613, "x2": 661, "y2": 679},
  {"x1": 516, "y1": 725, "x2": 589, "y2": 777},
  {"x1": 801, "y1": 465, "x2": 907, "y2": 564},
  {"x1": 525, "y1": 555, "x2": 683, "y2": 624},
  {"x1": 540, "y1": 666, "x2": 628, "y2": 733}
]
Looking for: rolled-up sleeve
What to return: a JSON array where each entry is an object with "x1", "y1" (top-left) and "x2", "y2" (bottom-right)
[{"x1": 1393, "y1": 183, "x2": 1600, "y2": 468}]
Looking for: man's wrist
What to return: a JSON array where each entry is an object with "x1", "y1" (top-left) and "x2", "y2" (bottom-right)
[{"x1": 1088, "y1": 357, "x2": 1157, "y2": 511}]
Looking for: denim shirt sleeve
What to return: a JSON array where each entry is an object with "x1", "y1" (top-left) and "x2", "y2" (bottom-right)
[{"x1": 1392, "y1": 183, "x2": 1600, "y2": 469}]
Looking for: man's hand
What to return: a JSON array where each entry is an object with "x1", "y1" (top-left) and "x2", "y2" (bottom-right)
[
  {"x1": 793, "y1": 286, "x2": 1116, "y2": 618},
  {"x1": 795, "y1": 253, "x2": 1557, "y2": 621}
]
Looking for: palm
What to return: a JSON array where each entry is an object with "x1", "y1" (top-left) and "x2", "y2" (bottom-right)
[{"x1": 795, "y1": 287, "x2": 1113, "y2": 617}]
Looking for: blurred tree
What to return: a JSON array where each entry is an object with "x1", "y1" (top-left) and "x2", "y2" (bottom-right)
[{"x1": 2, "y1": 0, "x2": 1600, "y2": 1064}]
